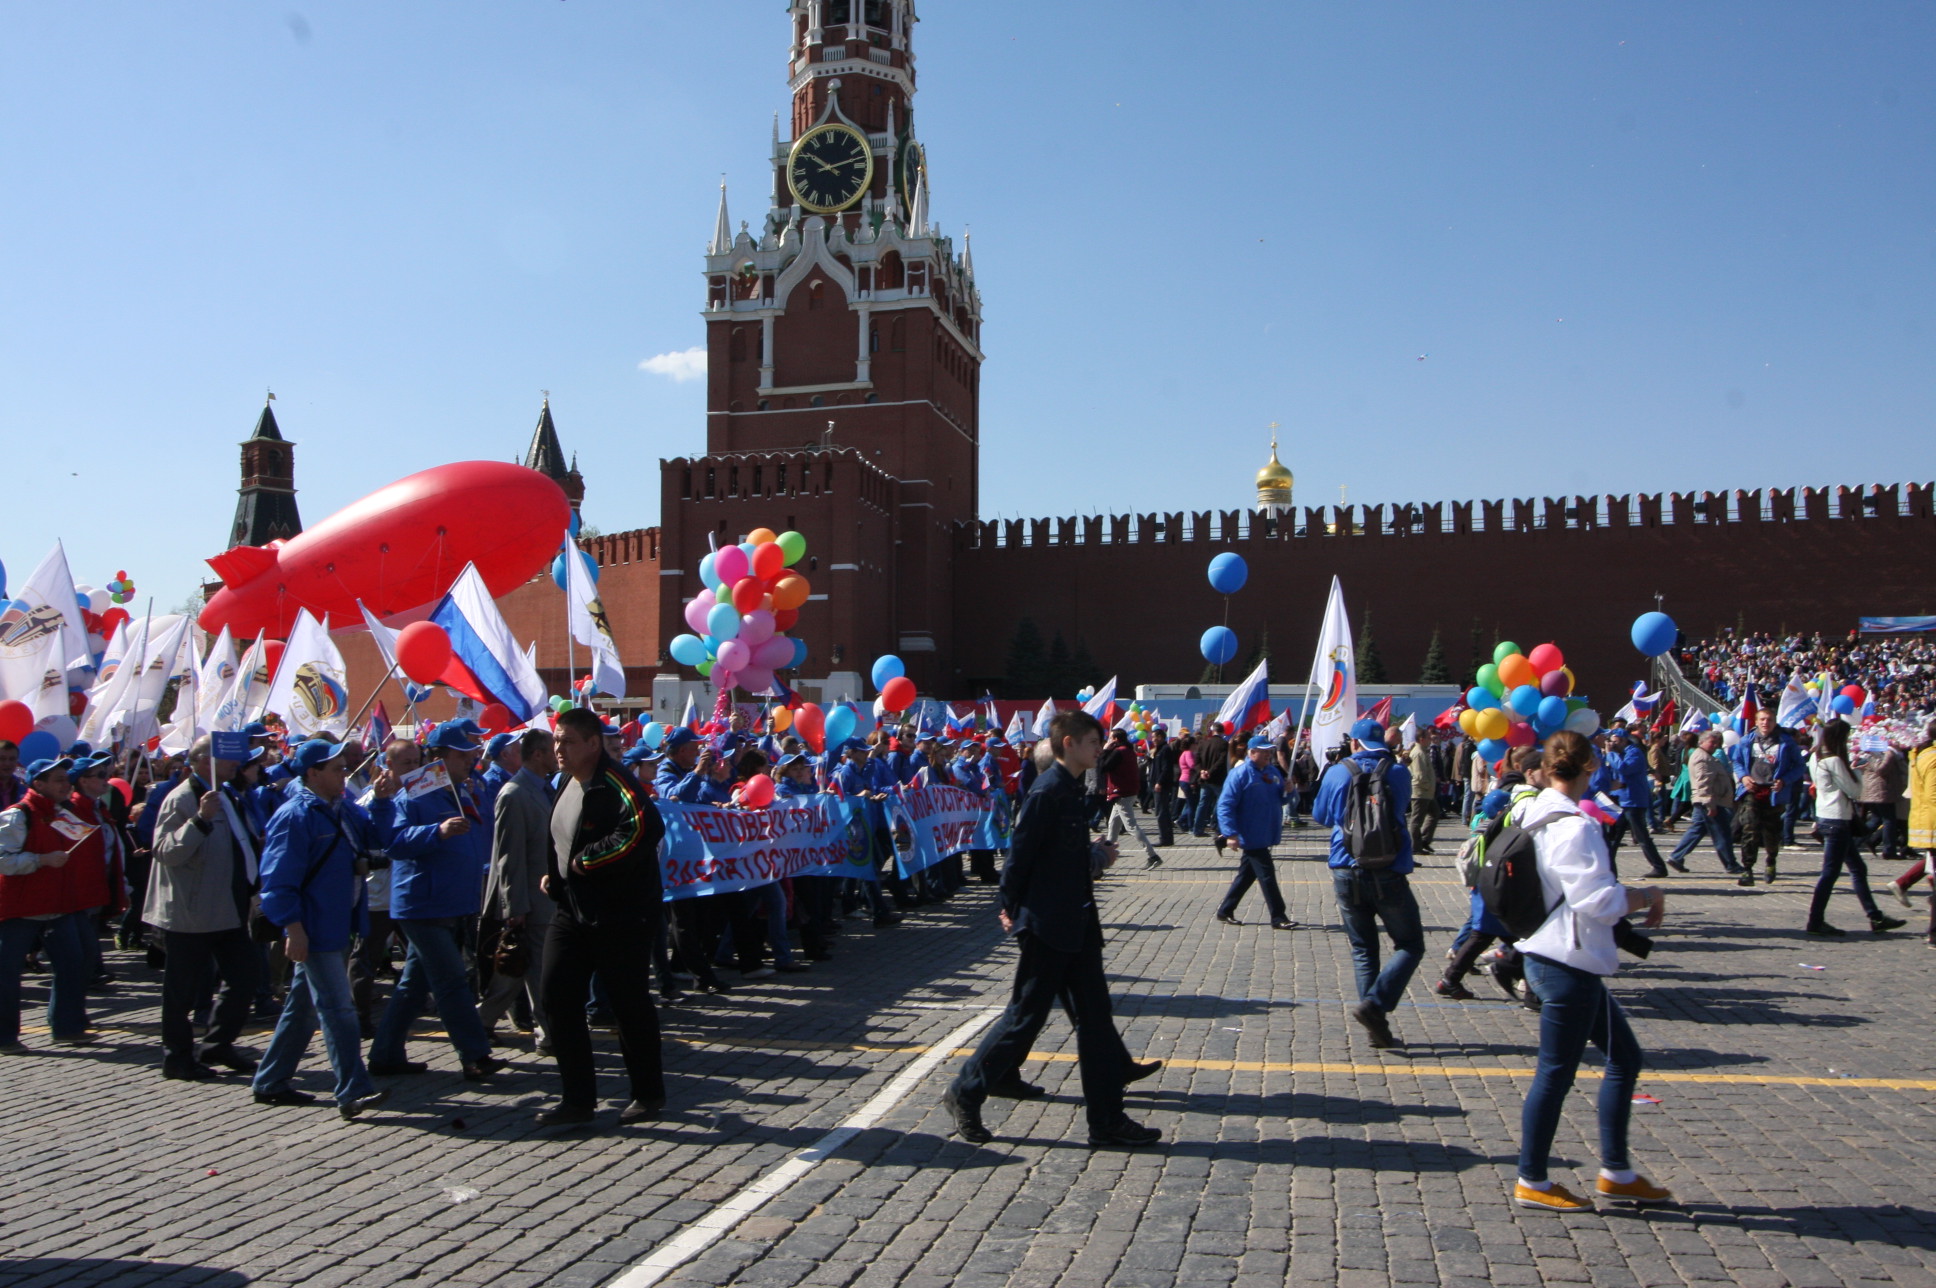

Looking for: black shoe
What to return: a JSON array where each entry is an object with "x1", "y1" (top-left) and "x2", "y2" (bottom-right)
[
  {"x1": 774, "y1": 961, "x2": 813, "y2": 973},
  {"x1": 1870, "y1": 914, "x2": 1907, "y2": 933},
  {"x1": 535, "y1": 1102, "x2": 597, "y2": 1127},
  {"x1": 198, "y1": 1044, "x2": 259, "y2": 1075},
  {"x1": 462, "y1": 1055, "x2": 508, "y2": 1082},
  {"x1": 1270, "y1": 919, "x2": 1297, "y2": 930},
  {"x1": 368, "y1": 1059, "x2": 430, "y2": 1076},
  {"x1": 1804, "y1": 922, "x2": 1845, "y2": 936},
  {"x1": 1124, "y1": 1059, "x2": 1162, "y2": 1084},
  {"x1": 1433, "y1": 978, "x2": 1476, "y2": 1001},
  {"x1": 1087, "y1": 1117, "x2": 1162, "y2": 1147},
  {"x1": 587, "y1": 1007, "x2": 618, "y2": 1028},
  {"x1": 619, "y1": 1096, "x2": 666, "y2": 1124},
  {"x1": 358, "y1": 1015, "x2": 376, "y2": 1041},
  {"x1": 1723, "y1": 864, "x2": 1744, "y2": 875},
  {"x1": 144, "y1": 944, "x2": 166, "y2": 969},
  {"x1": 942, "y1": 1086, "x2": 992, "y2": 1143},
  {"x1": 873, "y1": 914, "x2": 903, "y2": 928},
  {"x1": 254, "y1": 1087, "x2": 317, "y2": 1106},
  {"x1": 987, "y1": 1076, "x2": 1044, "y2": 1100},
  {"x1": 1215, "y1": 913, "x2": 1243, "y2": 926},
  {"x1": 1737, "y1": 868, "x2": 1756, "y2": 887},
  {"x1": 659, "y1": 990, "x2": 687, "y2": 1005},
  {"x1": 1646, "y1": 866, "x2": 1670, "y2": 879},
  {"x1": 162, "y1": 1061, "x2": 217, "y2": 1082},
  {"x1": 1667, "y1": 859, "x2": 1689, "y2": 873},
  {"x1": 1350, "y1": 1001, "x2": 1398, "y2": 1049},
  {"x1": 1144, "y1": 855, "x2": 1163, "y2": 870},
  {"x1": 338, "y1": 1089, "x2": 389, "y2": 1121}
]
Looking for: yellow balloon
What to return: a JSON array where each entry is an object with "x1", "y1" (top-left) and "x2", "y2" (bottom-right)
[
  {"x1": 1474, "y1": 708, "x2": 1509, "y2": 742},
  {"x1": 1457, "y1": 708, "x2": 1480, "y2": 737},
  {"x1": 1558, "y1": 666, "x2": 1576, "y2": 696}
]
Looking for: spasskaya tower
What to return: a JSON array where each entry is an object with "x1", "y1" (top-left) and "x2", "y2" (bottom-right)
[{"x1": 659, "y1": 0, "x2": 982, "y2": 697}]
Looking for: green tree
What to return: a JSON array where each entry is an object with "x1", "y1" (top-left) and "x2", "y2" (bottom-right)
[
  {"x1": 1358, "y1": 608, "x2": 1388, "y2": 684},
  {"x1": 1467, "y1": 618, "x2": 1486, "y2": 682},
  {"x1": 1046, "y1": 632, "x2": 1076, "y2": 697},
  {"x1": 1069, "y1": 640, "x2": 1103, "y2": 693},
  {"x1": 1003, "y1": 617, "x2": 1047, "y2": 697},
  {"x1": 1419, "y1": 628, "x2": 1451, "y2": 684}
]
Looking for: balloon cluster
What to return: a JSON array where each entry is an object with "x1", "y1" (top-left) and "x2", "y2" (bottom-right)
[
  {"x1": 1199, "y1": 553, "x2": 1247, "y2": 664},
  {"x1": 1119, "y1": 701, "x2": 1161, "y2": 744},
  {"x1": 668, "y1": 528, "x2": 811, "y2": 696},
  {"x1": 871, "y1": 654, "x2": 915, "y2": 713},
  {"x1": 1829, "y1": 683, "x2": 1866, "y2": 718},
  {"x1": 1458, "y1": 640, "x2": 1600, "y2": 766},
  {"x1": 62, "y1": 581, "x2": 135, "y2": 666},
  {"x1": 104, "y1": 571, "x2": 135, "y2": 605}
]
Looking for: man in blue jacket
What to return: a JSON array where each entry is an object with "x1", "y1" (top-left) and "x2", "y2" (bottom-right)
[
  {"x1": 250, "y1": 740, "x2": 387, "y2": 1119},
  {"x1": 1312, "y1": 719, "x2": 1422, "y2": 1050},
  {"x1": 1603, "y1": 726, "x2": 1670, "y2": 878},
  {"x1": 366, "y1": 724, "x2": 501, "y2": 1080},
  {"x1": 1729, "y1": 704, "x2": 1807, "y2": 885},
  {"x1": 1213, "y1": 736, "x2": 1296, "y2": 929}
]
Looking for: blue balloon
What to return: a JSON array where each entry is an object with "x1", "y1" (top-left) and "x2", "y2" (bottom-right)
[
  {"x1": 0, "y1": 558, "x2": 7, "y2": 600},
  {"x1": 1466, "y1": 686, "x2": 1499, "y2": 711},
  {"x1": 568, "y1": 510, "x2": 583, "y2": 538},
  {"x1": 1207, "y1": 552, "x2": 1248, "y2": 595},
  {"x1": 871, "y1": 654, "x2": 905, "y2": 690},
  {"x1": 790, "y1": 637, "x2": 809, "y2": 669},
  {"x1": 641, "y1": 721, "x2": 666, "y2": 749},
  {"x1": 1631, "y1": 611, "x2": 1678, "y2": 658},
  {"x1": 1508, "y1": 684, "x2": 1542, "y2": 717},
  {"x1": 1476, "y1": 737, "x2": 1508, "y2": 764},
  {"x1": 1536, "y1": 695, "x2": 1570, "y2": 731},
  {"x1": 698, "y1": 552, "x2": 717, "y2": 590},
  {"x1": 824, "y1": 704, "x2": 857, "y2": 748},
  {"x1": 17, "y1": 730, "x2": 59, "y2": 764},
  {"x1": 669, "y1": 634, "x2": 708, "y2": 666},
  {"x1": 706, "y1": 602, "x2": 741, "y2": 640},
  {"x1": 1200, "y1": 626, "x2": 1238, "y2": 665},
  {"x1": 1830, "y1": 693, "x2": 1856, "y2": 715},
  {"x1": 550, "y1": 548, "x2": 598, "y2": 590}
]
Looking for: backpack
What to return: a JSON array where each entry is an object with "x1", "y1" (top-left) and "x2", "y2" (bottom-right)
[
  {"x1": 1476, "y1": 813, "x2": 1561, "y2": 940},
  {"x1": 1340, "y1": 757, "x2": 1407, "y2": 870}
]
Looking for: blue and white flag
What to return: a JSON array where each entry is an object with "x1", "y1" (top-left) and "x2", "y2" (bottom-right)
[
  {"x1": 1775, "y1": 674, "x2": 1818, "y2": 729},
  {"x1": 1081, "y1": 677, "x2": 1117, "y2": 720},
  {"x1": 1031, "y1": 696, "x2": 1056, "y2": 737},
  {"x1": 428, "y1": 564, "x2": 548, "y2": 721}
]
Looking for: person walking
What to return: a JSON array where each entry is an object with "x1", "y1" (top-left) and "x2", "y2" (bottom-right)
[
  {"x1": 1907, "y1": 721, "x2": 1936, "y2": 945},
  {"x1": 0, "y1": 757, "x2": 95, "y2": 1051},
  {"x1": 1854, "y1": 738, "x2": 1907, "y2": 865},
  {"x1": 943, "y1": 709, "x2": 1158, "y2": 1148},
  {"x1": 1213, "y1": 736, "x2": 1296, "y2": 930},
  {"x1": 1664, "y1": 730, "x2": 1740, "y2": 874},
  {"x1": 1100, "y1": 729, "x2": 1162, "y2": 870},
  {"x1": 1192, "y1": 728, "x2": 1229, "y2": 839},
  {"x1": 1602, "y1": 727, "x2": 1669, "y2": 878},
  {"x1": 1510, "y1": 731, "x2": 1674, "y2": 1212},
  {"x1": 477, "y1": 728, "x2": 559, "y2": 1053},
  {"x1": 249, "y1": 739, "x2": 387, "y2": 1119},
  {"x1": 1406, "y1": 726, "x2": 1440, "y2": 854},
  {"x1": 146, "y1": 736, "x2": 260, "y2": 1080},
  {"x1": 1731, "y1": 706, "x2": 1806, "y2": 885},
  {"x1": 1804, "y1": 720, "x2": 1905, "y2": 937},
  {"x1": 1312, "y1": 719, "x2": 1424, "y2": 1050},
  {"x1": 1146, "y1": 728, "x2": 1179, "y2": 848},
  {"x1": 535, "y1": 708, "x2": 670, "y2": 1127}
]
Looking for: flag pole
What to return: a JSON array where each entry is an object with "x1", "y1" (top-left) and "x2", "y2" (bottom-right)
[{"x1": 341, "y1": 660, "x2": 401, "y2": 740}]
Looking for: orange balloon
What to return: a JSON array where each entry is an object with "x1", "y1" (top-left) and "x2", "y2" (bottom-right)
[
  {"x1": 1497, "y1": 653, "x2": 1537, "y2": 690},
  {"x1": 770, "y1": 705, "x2": 793, "y2": 732},
  {"x1": 746, "y1": 528, "x2": 777, "y2": 545},
  {"x1": 772, "y1": 574, "x2": 810, "y2": 610}
]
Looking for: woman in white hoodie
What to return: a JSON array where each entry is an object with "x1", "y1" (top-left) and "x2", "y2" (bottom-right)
[{"x1": 1511, "y1": 731, "x2": 1671, "y2": 1213}]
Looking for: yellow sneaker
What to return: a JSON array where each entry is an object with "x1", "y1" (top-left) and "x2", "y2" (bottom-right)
[
  {"x1": 1513, "y1": 1181, "x2": 1594, "y2": 1212},
  {"x1": 1596, "y1": 1175, "x2": 1675, "y2": 1206}
]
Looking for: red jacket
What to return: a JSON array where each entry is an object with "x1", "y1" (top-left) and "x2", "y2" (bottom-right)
[
  {"x1": 64, "y1": 791, "x2": 123, "y2": 915},
  {"x1": 1100, "y1": 743, "x2": 1142, "y2": 802},
  {"x1": 0, "y1": 790, "x2": 100, "y2": 921}
]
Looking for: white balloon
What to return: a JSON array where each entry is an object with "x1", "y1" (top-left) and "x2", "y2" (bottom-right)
[
  {"x1": 1721, "y1": 729, "x2": 1742, "y2": 748},
  {"x1": 1563, "y1": 707, "x2": 1600, "y2": 736}
]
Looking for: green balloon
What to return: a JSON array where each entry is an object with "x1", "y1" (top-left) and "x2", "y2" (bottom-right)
[
  {"x1": 1477, "y1": 663, "x2": 1505, "y2": 698},
  {"x1": 698, "y1": 658, "x2": 714, "y2": 677},
  {"x1": 777, "y1": 530, "x2": 808, "y2": 566},
  {"x1": 549, "y1": 696, "x2": 569, "y2": 712},
  {"x1": 1492, "y1": 640, "x2": 1521, "y2": 665}
]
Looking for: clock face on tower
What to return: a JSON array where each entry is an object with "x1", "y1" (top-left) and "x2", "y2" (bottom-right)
[
  {"x1": 786, "y1": 123, "x2": 875, "y2": 214},
  {"x1": 896, "y1": 137, "x2": 926, "y2": 214}
]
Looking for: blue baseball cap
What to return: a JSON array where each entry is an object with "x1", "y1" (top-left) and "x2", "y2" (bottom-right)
[
  {"x1": 70, "y1": 752, "x2": 114, "y2": 774},
  {"x1": 64, "y1": 740, "x2": 93, "y2": 758},
  {"x1": 26, "y1": 756, "x2": 74, "y2": 781},
  {"x1": 1350, "y1": 718, "x2": 1386, "y2": 745},
  {"x1": 485, "y1": 732, "x2": 515, "y2": 758},
  {"x1": 841, "y1": 738, "x2": 870, "y2": 754},
  {"x1": 289, "y1": 739, "x2": 351, "y2": 773},
  {"x1": 242, "y1": 722, "x2": 271, "y2": 739},
  {"x1": 621, "y1": 742, "x2": 659, "y2": 765},
  {"x1": 776, "y1": 752, "x2": 806, "y2": 769},
  {"x1": 662, "y1": 727, "x2": 700, "y2": 751},
  {"x1": 1247, "y1": 735, "x2": 1275, "y2": 751},
  {"x1": 424, "y1": 724, "x2": 481, "y2": 752}
]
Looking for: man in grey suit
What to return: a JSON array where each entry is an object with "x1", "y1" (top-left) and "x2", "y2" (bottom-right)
[
  {"x1": 478, "y1": 729, "x2": 558, "y2": 1053},
  {"x1": 147, "y1": 735, "x2": 260, "y2": 1081}
]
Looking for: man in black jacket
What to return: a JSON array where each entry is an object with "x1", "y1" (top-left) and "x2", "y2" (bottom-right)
[
  {"x1": 1146, "y1": 727, "x2": 1179, "y2": 848},
  {"x1": 943, "y1": 710, "x2": 1160, "y2": 1148},
  {"x1": 535, "y1": 707, "x2": 667, "y2": 1127}
]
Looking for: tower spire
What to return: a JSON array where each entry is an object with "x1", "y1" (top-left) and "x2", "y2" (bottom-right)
[
  {"x1": 908, "y1": 165, "x2": 929, "y2": 236},
  {"x1": 961, "y1": 227, "x2": 974, "y2": 277},
  {"x1": 709, "y1": 178, "x2": 732, "y2": 255}
]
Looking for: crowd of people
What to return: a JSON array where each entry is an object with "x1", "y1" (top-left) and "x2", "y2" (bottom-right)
[
  {"x1": 4, "y1": 675, "x2": 1934, "y2": 1207},
  {"x1": 1677, "y1": 629, "x2": 1936, "y2": 714}
]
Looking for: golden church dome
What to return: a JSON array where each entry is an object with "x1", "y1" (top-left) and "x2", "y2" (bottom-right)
[{"x1": 1255, "y1": 436, "x2": 1293, "y2": 507}]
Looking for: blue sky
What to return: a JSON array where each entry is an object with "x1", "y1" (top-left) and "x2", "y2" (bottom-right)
[{"x1": 2, "y1": 2, "x2": 1931, "y2": 612}]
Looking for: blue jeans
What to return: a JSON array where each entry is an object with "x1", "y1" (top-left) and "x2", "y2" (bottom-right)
[
  {"x1": 1189, "y1": 787, "x2": 1219, "y2": 835},
  {"x1": 1668, "y1": 804, "x2": 1737, "y2": 871},
  {"x1": 1608, "y1": 807, "x2": 1665, "y2": 873},
  {"x1": 753, "y1": 883, "x2": 796, "y2": 966},
  {"x1": 1518, "y1": 954, "x2": 1642, "y2": 1184},
  {"x1": 252, "y1": 949, "x2": 376, "y2": 1105},
  {"x1": 370, "y1": 918, "x2": 493, "y2": 1065},
  {"x1": 0, "y1": 913, "x2": 91, "y2": 1043},
  {"x1": 1331, "y1": 869, "x2": 1425, "y2": 1014}
]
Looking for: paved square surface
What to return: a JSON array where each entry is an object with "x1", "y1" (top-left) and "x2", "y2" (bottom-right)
[{"x1": 4, "y1": 826, "x2": 1935, "y2": 1287}]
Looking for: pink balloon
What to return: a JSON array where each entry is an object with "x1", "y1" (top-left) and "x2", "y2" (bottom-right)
[
  {"x1": 683, "y1": 598, "x2": 711, "y2": 633},
  {"x1": 740, "y1": 774, "x2": 775, "y2": 809},
  {"x1": 717, "y1": 638, "x2": 752, "y2": 672},
  {"x1": 713, "y1": 545, "x2": 749, "y2": 586},
  {"x1": 1527, "y1": 642, "x2": 1565, "y2": 675},
  {"x1": 740, "y1": 609, "x2": 776, "y2": 645},
  {"x1": 752, "y1": 634, "x2": 794, "y2": 669},
  {"x1": 737, "y1": 666, "x2": 775, "y2": 694}
]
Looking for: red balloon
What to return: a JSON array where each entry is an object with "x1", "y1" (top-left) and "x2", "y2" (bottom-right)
[
  {"x1": 0, "y1": 700, "x2": 33, "y2": 744},
  {"x1": 731, "y1": 577, "x2": 765, "y2": 615},
  {"x1": 1504, "y1": 721, "x2": 1536, "y2": 748},
  {"x1": 261, "y1": 640, "x2": 286, "y2": 678},
  {"x1": 739, "y1": 774, "x2": 776, "y2": 809},
  {"x1": 881, "y1": 676, "x2": 916, "y2": 713},
  {"x1": 750, "y1": 541, "x2": 785, "y2": 581},
  {"x1": 396, "y1": 621, "x2": 453, "y2": 685},
  {"x1": 480, "y1": 703, "x2": 512, "y2": 733},
  {"x1": 108, "y1": 777, "x2": 133, "y2": 808},
  {"x1": 1840, "y1": 685, "x2": 1866, "y2": 705},
  {"x1": 1526, "y1": 643, "x2": 1565, "y2": 675},
  {"x1": 100, "y1": 607, "x2": 130, "y2": 635},
  {"x1": 67, "y1": 690, "x2": 87, "y2": 719},
  {"x1": 793, "y1": 702, "x2": 825, "y2": 753},
  {"x1": 198, "y1": 461, "x2": 572, "y2": 639},
  {"x1": 773, "y1": 608, "x2": 800, "y2": 631}
]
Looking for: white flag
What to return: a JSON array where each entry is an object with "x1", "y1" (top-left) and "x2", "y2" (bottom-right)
[
  {"x1": 358, "y1": 600, "x2": 402, "y2": 675},
  {"x1": 1302, "y1": 575, "x2": 1357, "y2": 763},
  {"x1": 264, "y1": 611, "x2": 351, "y2": 739},
  {"x1": 78, "y1": 616, "x2": 149, "y2": 745},
  {"x1": 208, "y1": 632, "x2": 266, "y2": 734},
  {"x1": 158, "y1": 629, "x2": 203, "y2": 756},
  {"x1": 1399, "y1": 713, "x2": 1418, "y2": 749},
  {"x1": 118, "y1": 617, "x2": 192, "y2": 747},
  {"x1": 13, "y1": 543, "x2": 94, "y2": 674},
  {"x1": 0, "y1": 544, "x2": 93, "y2": 708},
  {"x1": 193, "y1": 627, "x2": 239, "y2": 733},
  {"x1": 1264, "y1": 709, "x2": 1291, "y2": 742},
  {"x1": 563, "y1": 545, "x2": 626, "y2": 699},
  {"x1": 5, "y1": 618, "x2": 78, "y2": 747},
  {"x1": 1081, "y1": 676, "x2": 1117, "y2": 719},
  {"x1": 1031, "y1": 696, "x2": 1056, "y2": 738}
]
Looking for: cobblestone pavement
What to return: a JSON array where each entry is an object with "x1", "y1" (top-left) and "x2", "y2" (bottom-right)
[{"x1": 4, "y1": 825, "x2": 1936, "y2": 1288}]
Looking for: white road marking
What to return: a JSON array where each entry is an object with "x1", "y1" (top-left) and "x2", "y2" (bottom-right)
[{"x1": 603, "y1": 1007, "x2": 1002, "y2": 1288}]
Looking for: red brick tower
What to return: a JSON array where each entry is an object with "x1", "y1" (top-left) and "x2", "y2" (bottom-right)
[{"x1": 662, "y1": 0, "x2": 981, "y2": 693}]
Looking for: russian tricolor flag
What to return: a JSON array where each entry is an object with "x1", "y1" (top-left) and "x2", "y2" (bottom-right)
[
  {"x1": 428, "y1": 564, "x2": 550, "y2": 722},
  {"x1": 1215, "y1": 660, "x2": 1271, "y2": 735}
]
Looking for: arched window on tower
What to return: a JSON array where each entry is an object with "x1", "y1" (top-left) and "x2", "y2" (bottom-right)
[
  {"x1": 869, "y1": 326, "x2": 880, "y2": 354},
  {"x1": 730, "y1": 326, "x2": 747, "y2": 363},
  {"x1": 890, "y1": 316, "x2": 905, "y2": 351}
]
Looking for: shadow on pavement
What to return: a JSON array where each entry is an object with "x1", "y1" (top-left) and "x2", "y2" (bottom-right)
[{"x1": 0, "y1": 1260, "x2": 249, "y2": 1287}]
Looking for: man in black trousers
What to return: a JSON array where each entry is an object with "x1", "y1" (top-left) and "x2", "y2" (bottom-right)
[
  {"x1": 943, "y1": 709, "x2": 1160, "y2": 1147},
  {"x1": 534, "y1": 707, "x2": 667, "y2": 1128}
]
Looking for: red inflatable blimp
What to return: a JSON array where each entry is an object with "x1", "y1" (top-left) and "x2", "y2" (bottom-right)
[{"x1": 198, "y1": 462, "x2": 571, "y2": 639}]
